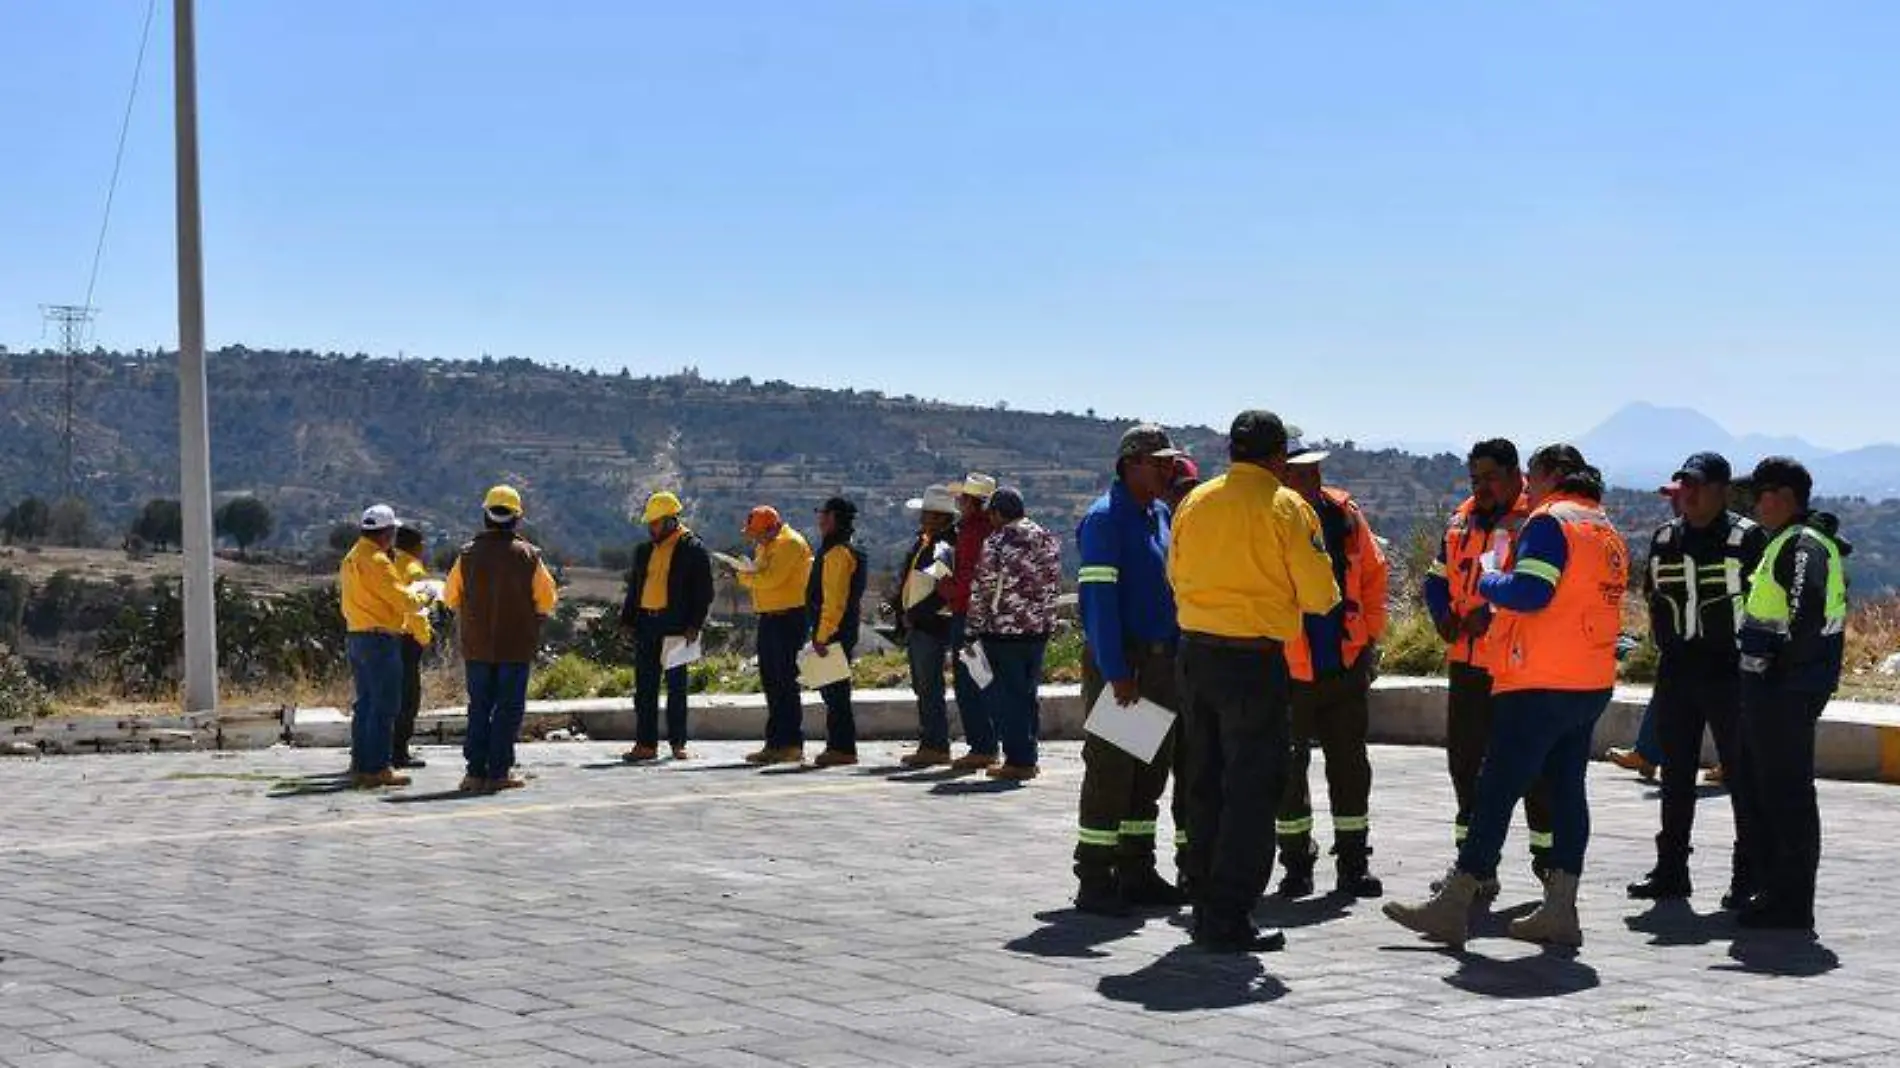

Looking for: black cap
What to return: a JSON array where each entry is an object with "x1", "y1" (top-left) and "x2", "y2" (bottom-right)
[
  {"x1": 1740, "y1": 456, "x2": 1813, "y2": 500},
  {"x1": 1119, "y1": 424, "x2": 1184, "y2": 461},
  {"x1": 817, "y1": 496, "x2": 858, "y2": 522},
  {"x1": 1673, "y1": 451, "x2": 1732, "y2": 485},
  {"x1": 988, "y1": 486, "x2": 1026, "y2": 522},
  {"x1": 1228, "y1": 410, "x2": 1288, "y2": 462}
]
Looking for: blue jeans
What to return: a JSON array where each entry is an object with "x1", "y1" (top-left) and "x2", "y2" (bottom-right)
[
  {"x1": 465, "y1": 661, "x2": 531, "y2": 780},
  {"x1": 757, "y1": 610, "x2": 807, "y2": 748},
  {"x1": 907, "y1": 628, "x2": 951, "y2": 751},
  {"x1": 347, "y1": 633, "x2": 403, "y2": 775},
  {"x1": 1458, "y1": 688, "x2": 1611, "y2": 879},
  {"x1": 820, "y1": 639, "x2": 859, "y2": 754},
  {"x1": 633, "y1": 615, "x2": 691, "y2": 749},
  {"x1": 982, "y1": 637, "x2": 1046, "y2": 768},
  {"x1": 949, "y1": 615, "x2": 997, "y2": 756},
  {"x1": 1634, "y1": 694, "x2": 1664, "y2": 765}
]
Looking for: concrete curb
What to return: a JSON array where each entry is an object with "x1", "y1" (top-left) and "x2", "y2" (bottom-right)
[{"x1": 9, "y1": 679, "x2": 1899, "y2": 784}]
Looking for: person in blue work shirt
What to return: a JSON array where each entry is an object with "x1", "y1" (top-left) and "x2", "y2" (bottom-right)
[{"x1": 1070, "y1": 425, "x2": 1192, "y2": 917}]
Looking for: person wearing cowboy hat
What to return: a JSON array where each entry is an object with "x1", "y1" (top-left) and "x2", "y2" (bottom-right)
[
  {"x1": 938, "y1": 472, "x2": 1002, "y2": 770},
  {"x1": 441, "y1": 485, "x2": 559, "y2": 793},
  {"x1": 891, "y1": 484, "x2": 960, "y2": 767},
  {"x1": 338, "y1": 503, "x2": 429, "y2": 790},
  {"x1": 618, "y1": 490, "x2": 715, "y2": 763},
  {"x1": 726, "y1": 505, "x2": 814, "y2": 765}
]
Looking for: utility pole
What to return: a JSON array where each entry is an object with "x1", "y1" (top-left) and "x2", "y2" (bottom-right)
[
  {"x1": 174, "y1": 0, "x2": 218, "y2": 714},
  {"x1": 39, "y1": 303, "x2": 95, "y2": 499}
]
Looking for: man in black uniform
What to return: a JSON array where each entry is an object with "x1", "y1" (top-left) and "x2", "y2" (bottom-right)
[
  {"x1": 1731, "y1": 457, "x2": 1851, "y2": 931},
  {"x1": 1627, "y1": 453, "x2": 1767, "y2": 904}
]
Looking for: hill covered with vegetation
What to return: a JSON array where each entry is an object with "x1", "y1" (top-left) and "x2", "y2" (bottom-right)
[{"x1": 0, "y1": 346, "x2": 1894, "y2": 593}]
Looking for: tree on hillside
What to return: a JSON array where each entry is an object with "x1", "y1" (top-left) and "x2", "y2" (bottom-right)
[
  {"x1": 1, "y1": 497, "x2": 50, "y2": 545},
  {"x1": 133, "y1": 499, "x2": 184, "y2": 552},
  {"x1": 214, "y1": 496, "x2": 274, "y2": 557},
  {"x1": 327, "y1": 522, "x2": 359, "y2": 553},
  {"x1": 597, "y1": 545, "x2": 632, "y2": 572},
  {"x1": 47, "y1": 498, "x2": 92, "y2": 547}
]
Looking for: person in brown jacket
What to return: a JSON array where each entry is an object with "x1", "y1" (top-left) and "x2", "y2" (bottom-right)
[{"x1": 442, "y1": 485, "x2": 558, "y2": 793}]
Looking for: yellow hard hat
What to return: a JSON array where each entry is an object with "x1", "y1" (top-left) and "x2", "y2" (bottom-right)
[
  {"x1": 483, "y1": 484, "x2": 524, "y2": 517},
  {"x1": 641, "y1": 491, "x2": 683, "y2": 524}
]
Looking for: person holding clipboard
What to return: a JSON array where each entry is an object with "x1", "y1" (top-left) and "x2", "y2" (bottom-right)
[{"x1": 1072, "y1": 425, "x2": 1192, "y2": 917}]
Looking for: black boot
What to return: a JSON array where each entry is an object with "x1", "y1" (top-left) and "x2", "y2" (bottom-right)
[
  {"x1": 1120, "y1": 863, "x2": 1188, "y2": 910},
  {"x1": 1074, "y1": 865, "x2": 1129, "y2": 917},
  {"x1": 1333, "y1": 835, "x2": 1383, "y2": 899},
  {"x1": 1722, "y1": 850, "x2": 1756, "y2": 911},
  {"x1": 1277, "y1": 838, "x2": 1317, "y2": 899},
  {"x1": 1627, "y1": 865, "x2": 1693, "y2": 900}
]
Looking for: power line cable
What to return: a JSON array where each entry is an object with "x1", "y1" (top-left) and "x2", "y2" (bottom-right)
[{"x1": 83, "y1": 0, "x2": 160, "y2": 315}]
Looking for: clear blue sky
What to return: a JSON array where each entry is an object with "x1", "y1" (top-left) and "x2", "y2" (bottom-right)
[{"x1": 3, "y1": 2, "x2": 1896, "y2": 451}]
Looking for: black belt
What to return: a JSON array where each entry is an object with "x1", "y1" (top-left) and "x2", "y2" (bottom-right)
[
  {"x1": 758, "y1": 607, "x2": 804, "y2": 619},
  {"x1": 1126, "y1": 640, "x2": 1178, "y2": 658},
  {"x1": 1182, "y1": 631, "x2": 1283, "y2": 652}
]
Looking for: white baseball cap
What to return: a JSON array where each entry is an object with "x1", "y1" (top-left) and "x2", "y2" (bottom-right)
[
  {"x1": 1284, "y1": 425, "x2": 1330, "y2": 466},
  {"x1": 359, "y1": 504, "x2": 399, "y2": 532}
]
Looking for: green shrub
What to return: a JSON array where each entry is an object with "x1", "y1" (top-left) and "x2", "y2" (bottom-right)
[
  {"x1": 530, "y1": 653, "x2": 605, "y2": 700},
  {"x1": 0, "y1": 648, "x2": 51, "y2": 719},
  {"x1": 1380, "y1": 610, "x2": 1447, "y2": 677},
  {"x1": 1043, "y1": 629, "x2": 1085, "y2": 683},
  {"x1": 596, "y1": 666, "x2": 635, "y2": 698},
  {"x1": 851, "y1": 650, "x2": 910, "y2": 689},
  {"x1": 1618, "y1": 636, "x2": 1660, "y2": 684}
]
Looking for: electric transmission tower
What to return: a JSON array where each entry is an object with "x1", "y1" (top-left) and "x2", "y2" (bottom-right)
[{"x1": 40, "y1": 303, "x2": 95, "y2": 499}]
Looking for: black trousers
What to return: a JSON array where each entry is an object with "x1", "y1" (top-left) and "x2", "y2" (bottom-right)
[
  {"x1": 1732, "y1": 684, "x2": 1827, "y2": 915},
  {"x1": 1653, "y1": 658, "x2": 1744, "y2": 871},
  {"x1": 633, "y1": 614, "x2": 691, "y2": 749},
  {"x1": 1277, "y1": 655, "x2": 1373, "y2": 862},
  {"x1": 1075, "y1": 644, "x2": 1183, "y2": 878},
  {"x1": 1176, "y1": 636, "x2": 1289, "y2": 926},
  {"x1": 1447, "y1": 660, "x2": 1553, "y2": 856},
  {"x1": 393, "y1": 637, "x2": 423, "y2": 758}
]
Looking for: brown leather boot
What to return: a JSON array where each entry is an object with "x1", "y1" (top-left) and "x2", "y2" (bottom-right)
[
  {"x1": 621, "y1": 744, "x2": 660, "y2": 763},
  {"x1": 900, "y1": 747, "x2": 952, "y2": 768},
  {"x1": 813, "y1": 750, "x2": 859, "y2": 768},
  {"x1": 951, "y1": 752, "x2": 999, "y2": 771},
  {"x1": 377, "y1": 769, "x2": 412, "y2": 788},
  {"x1": 484, "y1": 776, "x2": 526, "y2": 793},
  {"x1": 986, "y1": 764, "x2": 1039, "y2": 782}
]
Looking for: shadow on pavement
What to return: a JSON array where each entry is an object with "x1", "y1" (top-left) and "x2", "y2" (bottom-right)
[
  {"x1": 666, "y1": 762, "x2": 767, "y2": 774},
  {"x1": 760, "y1": 764, "x2": 822, "y2": 776},
  {"x1": 1625, "y1": 899, "x2": 1730, "y2": 947},
  {"x1": 382, "y1": 789, "x2": 484, "y2": 805},
  {"x1": 1006, "y1": 909, "x2": 1145, "y2": 960},
  {"x1": 888, "y1": 767, "x2": 976, "y2": 785},
  {"x1": 1259, "y1": 892, "x2": 1354, "y2": 931},
  {"x1": 1717, "y1": 932, "x2": 1840, "y2": 978},
  {"x1": 1443, "y1": 946, "x2": 1601, "y2": 999},
  {"x1": 929, "y1": 779, "x2": 1023, "y2": 796},
  {"x1": 1098, "y1": 945, "x2": 1289, "y2": 1011},
  {"x1": 1640, "y1": 785, "x2": 1727, "y2": 802},
  {"x1": 266, "y1": 779, "x2": 356, "y2": 800}
]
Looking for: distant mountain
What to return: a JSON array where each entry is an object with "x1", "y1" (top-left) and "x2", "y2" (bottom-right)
[{"x1": 1578, "y1": 402, "x2": 1900, "y2": 500}]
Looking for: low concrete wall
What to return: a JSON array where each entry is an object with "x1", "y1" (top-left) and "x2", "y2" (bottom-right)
[{"x1": 10, "y1": 680, "x2": 1900, "y2": 784}]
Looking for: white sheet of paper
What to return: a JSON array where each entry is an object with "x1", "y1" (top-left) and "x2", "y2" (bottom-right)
[
  {"x1": 797, "y1": 644, "x2": 852, "y2": 689},
  {"x1": 1479, "y1": 550, "x2": 1500, "y2": 575},
  {"x1": 410, "y1": 579, "x2": 445, "y2": 602},
  {"x1": 1083, "y1": 686, "x2": 1178, "y2": 764},
  {"x1": 662, "y1": 636, "x2": 702, "y2": 670},
  {"x1": 958, "y1": 643, "x2": 994, "y2": 690},
  {"x1": 924, "y1": 560, "x2": 953, "y2": 581},
  {"x1": 712, "y1": 551, "x2": 757, "y2": 574},
  {"x1": 902, "y1": 570, "x2": 938, "y2": 610}
]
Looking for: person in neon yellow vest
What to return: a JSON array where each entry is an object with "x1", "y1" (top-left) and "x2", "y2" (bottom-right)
[{"x1": 1729, "y1": 456, "x2": 1851, "y2": 933}]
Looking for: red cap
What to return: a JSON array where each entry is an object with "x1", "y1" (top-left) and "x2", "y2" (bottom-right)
[{"x1": 1173, "y1": 456, "x2": 1201, "y2": 485}]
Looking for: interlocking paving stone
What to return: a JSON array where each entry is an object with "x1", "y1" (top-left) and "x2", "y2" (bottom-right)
[{"x1": 1, "y1": 740, "x2": 1894, "y2": 1066}]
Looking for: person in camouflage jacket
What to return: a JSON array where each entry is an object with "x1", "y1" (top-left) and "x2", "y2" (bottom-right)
[{"x1": 965, "y1": 487, "x2": 1062, "y2": 780}]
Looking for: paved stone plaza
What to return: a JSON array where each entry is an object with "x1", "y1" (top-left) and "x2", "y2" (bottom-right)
[{"x1": 1, "y1": 741, "x2": 1894, "y2": 1067}]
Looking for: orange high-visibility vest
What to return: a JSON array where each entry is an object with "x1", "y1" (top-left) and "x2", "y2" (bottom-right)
[
  {"x1": 1491, "y1": 494, "x2": 1629, "y2": 694},
  {"x1": 1286, "y1": 488, "x2": 1389, "y2": 682},
  {"x1": 1440, "y1": 493, "x2": 1531, "y2": 671}
]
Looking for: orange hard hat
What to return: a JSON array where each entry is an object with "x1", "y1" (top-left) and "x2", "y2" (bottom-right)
[{"x1": 742, "y1": 505, "x2": 781, "y2": 536}]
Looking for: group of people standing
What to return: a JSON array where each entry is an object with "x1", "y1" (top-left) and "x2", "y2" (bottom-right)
[
  {"x1": 336, "y1": 410, "x2": 1851, "y2": 951},
  {"x1": 338, "y1": 485, "x2": 559, "y2": 793}
]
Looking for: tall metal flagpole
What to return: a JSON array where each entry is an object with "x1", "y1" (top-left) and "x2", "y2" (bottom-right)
[{"x1": 174, "y1": 0, "x2": 219, "y2": 713}]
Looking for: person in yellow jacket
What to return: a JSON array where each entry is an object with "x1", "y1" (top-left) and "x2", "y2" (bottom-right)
[
  {"x1": 338, "y1": 504, "x2": 428, "y2": 790},
  {"x1": 722, "y1": 505, "x2": 813, "y2": 765},
  {"x1": 1168, "y1": 410, "x2": 1342, "y2": 954},
  {"x1": 391, "y1": 524, "x2": 434, "y2": 770},
  {"x1": 809, "y1": 497, "x2": 868, "y2": 768}
]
